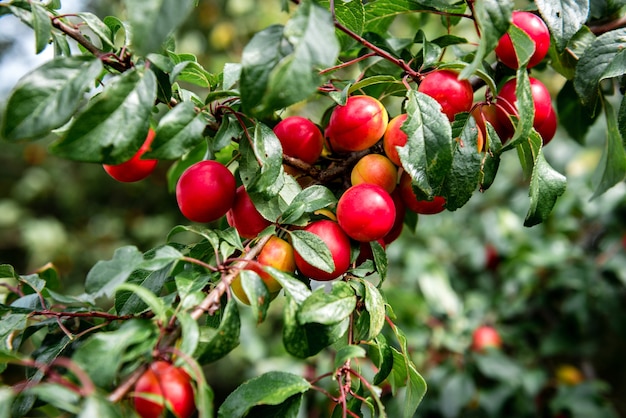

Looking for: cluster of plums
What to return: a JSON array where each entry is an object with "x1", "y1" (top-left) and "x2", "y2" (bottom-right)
[{"x1": 99, "y1": 10, "x2": 555, "y2": 417}]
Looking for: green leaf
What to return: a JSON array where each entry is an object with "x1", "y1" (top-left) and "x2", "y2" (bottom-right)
[
  {"x1": 72, "y1": 319, "x2": 156, "y2": 388},
  {"x1": 441, "y1": 114, "x2": 483, "y2": 210},
  {"x1": 334, "y1": 345, "x2": 366, "y2": 370},
  {"x1": 1, "y1": 56, "x2": 102, "y2": 141},
  {"x1": 145, "y1": 102, "x2": 206, "y2": 159},
  {"x1": 280, "y1": 185, "x2": 337, "y2": 224},
  {"x1": 363, "y1": 279, "x2": 386, "y2": 341},
  {"x1": 115, "y1": 267, "x2": 170, "y2": 316},
  {"x1": 24, "y1": 383, "x2": 81, "y2": 415},
  {"x1": 504, "y1": 70, "x2": 534, "y2": 150},
  {"x1": 523, "y1": 133, "x2": 567, "y2": 226},
  {"x1": 459, "y1": 0, "x2": 512, "y2": 79},
  {"x1": 364, "y1": 0, "x2": 467, "y2": 34},
  {"x1": 289, "y1": 229, "x2": 335, "y2": 274},
  {"x1": 398, "y1": 90, "x2": 453, "y2": 199},
  {"x1": 590, "y1": 98, "x2": 626, "y2": 200},
  {"x1": 371, "y1": 334, "x2": 394, "y2": 385},
  {"x1": 0, "y1": 386, "x2": 15, "y2": 418},
  {"x1": 283, "y1": 295, "x2": 349, "y2": 358},
  {"x1": 77, "y1": 12, "x2": 116, "y2": 49},
  {"x1": 124, "y1": 0, "x2": 196, "y2": 56},
  {"x1": 297, "y1": 282, "x2": 356, "y2": 325},
  {"x1": 556, "y1": 80, "x2": 599, "y2": 144},
  {"x1": 245, "y1": 123, "x2": 285, "y2": 199},
  {"x1": 217, "y1": 371, "x2": 310, "y2": 418},
  {"x1": 31, "y1": 3, "x2": 51, "y2": 54},
  {"x1": 195, "y1": 296, "x2": 241, "y2": 363},
  {"x1": 265, "y1": 267, "x2": 311, "y2": 304},
  {"x1": 115, "y1": 283, "x2": 169, "y2": 323},
  {"x1": 238, "y1": 269, "x2": 270, "y2": 323},
  {"x1": 50, "y1": 67, "x2": 157, "y2": 164},
  {"x1": 474, "y1": 350, "x2": 523, "y2": 382},
  {"x1": 389, "y1": 347, "x2": 428, "y2": 418},
  {"x1": 536, "y1": 0, "x2": 590, "y2": 51},
  {"x1": 439, "y1": 372, "x2": 476, "y2": 418},
  {"x1": 574, "y1": 28, "x2": 626, "y2": 109},
  {"x1": 319, "y1": 0, "x2": 365, "y2": 49},
  {"x1": 240, "y1": 0, "x2": 339, "y2": 117},
  {"x1": 85, "y1": 246, "x2": 144, "y2": 298},
  {"x1": 78, "y1": 394, "x2": 123, "y2": 418},
  {"x1": 371, "y1": 239, "x2": 388, "y2": 281},
  {"x1": 177, "y1": 311, "x2": 201, "y2": 359}
]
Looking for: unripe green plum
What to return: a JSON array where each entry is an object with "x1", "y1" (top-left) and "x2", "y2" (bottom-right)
[
  {"x1": 495, "y1": 11, "x2": 550, "y2": 69},
  {"x1": 103, "y1": 129, "x2": 158, "y2": 182},
  {"x1": 273, "y1": 116, "x2": 324, "y2": 164},
  {"x1": 383, "y1": 114, "x2": 408, "y2": 166},
  {"x1": 350, "y1": 154, "x2": 398, "y2": 193},
  {"x1": 175, "y1": 160, "x2": 236, "y2": 223},
  {"x1": 418, "y1": 69, "x2": 474, "y2": 121},
  {"x1": 134, "y1": 361, "x2": 196, "y2": 418},
  {"x1": 227, "y1": 185, "x2": 271, "y2": 239},
  {"x1": 325, "y1": 96, "x2": 389, "y2": 152},
  {"x1": 294, "y1": 220, "x2": 351, "y2": 281},
  {"x1": 337, "y1": 183, "x2": 396, "y2": 242},
  {"x1": 398, "y1": 171, "x2": 446, "y2": 215}
]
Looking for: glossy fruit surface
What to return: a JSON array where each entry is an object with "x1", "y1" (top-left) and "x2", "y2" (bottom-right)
[
  {"x1": 383, "y1": 114, "x2": 408, "y2": 166},
  {"x1": 495, "y1": 11, "x2": 550, "y2": 69},
  {"x1": 534, "y1": 104, "x2": 557, "y2": 144},
  {"x1": 471, "y1": 325, "x2": 502, "y2": 352},
  {"x1": 227, "y1": 185, "x2": 271, "y2": 239},
  {"x1": 398, "y1": 172, "x2": 446, "y2": 215},
  {"x1": 273, "y1": 116, "x2": 324, "y2": 164},
  {"x1": 232, "y1": 236, "x2": 295, "y2": 304},
  {"x1": 496, "y1": 77, "x2": 556, "y2": 144},
  {"x1": 175, "y1": 160, "x2": 236, "y2": 223},
  {"x1": 350, "y1": 154, "x2": 398, "y2": 193},
  {"x1": 103, "y1": 129, "x2": 158, "y2": 182},
  {"x1": 418, "y1": 70, "x2": 474, "y2": 121},
  {"x1": 294, "y1": 220, "x2": 351, "y2": 281},
  {"x1": 325, "y1": 96, "x2": 388, "y2": 152},
  {"x1": 134, "y1": 361, "x2": 195, "y2": 418},
  {"x1": 337, "y1": 183, "x2": 396, "y2": 242}
]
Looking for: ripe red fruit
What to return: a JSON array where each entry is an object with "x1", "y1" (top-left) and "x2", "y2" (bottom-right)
[
  {"x1": 103, "y1": 129, "x2": 158, "y2": 182},
  {"x1": 497, "y1": 77, "x2": 556, "y2": 144},
  {"x1": 273, "y1": 116, "x2": 324, "y2": 164},
  {"x1": 294, "y1": 220, "x2": 351, "y2": 281},
  {"x1": 398, "y1": 172, "x2": 446, "y2": 215},
  {"x1": 227, "y1": 185, "x2": 271, "y2": 239},
  {"x1": 337, "y1": 184, "x2": 396, "y2": 242},
  {"x1": 535, "y1": 105, "x2": 557, "y2": 145},
  {"x1": 134, "y1": 361, "x2": 195, "y2": 418},
  {"x1": 418, "y1": 69, "x2": 474, "y2": 121},
  {"x1": 495, "y1": 11, "x2": 550, "y2": 69},
  {"x1": 350, "y1": 154, "x2": 398, "y2": 193},
  {"x1": 175, "y1": 160, "x2": 236, "y2": 223},
  {"x1": 383, "y1": 114, "x2": 408, "y2": 166},
  {"x1": 471, "y1": 325, "x2": 502, "y2": 352},
  {"x1": 325, "y1": 96, "x2": 389, "y2": 152}
]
